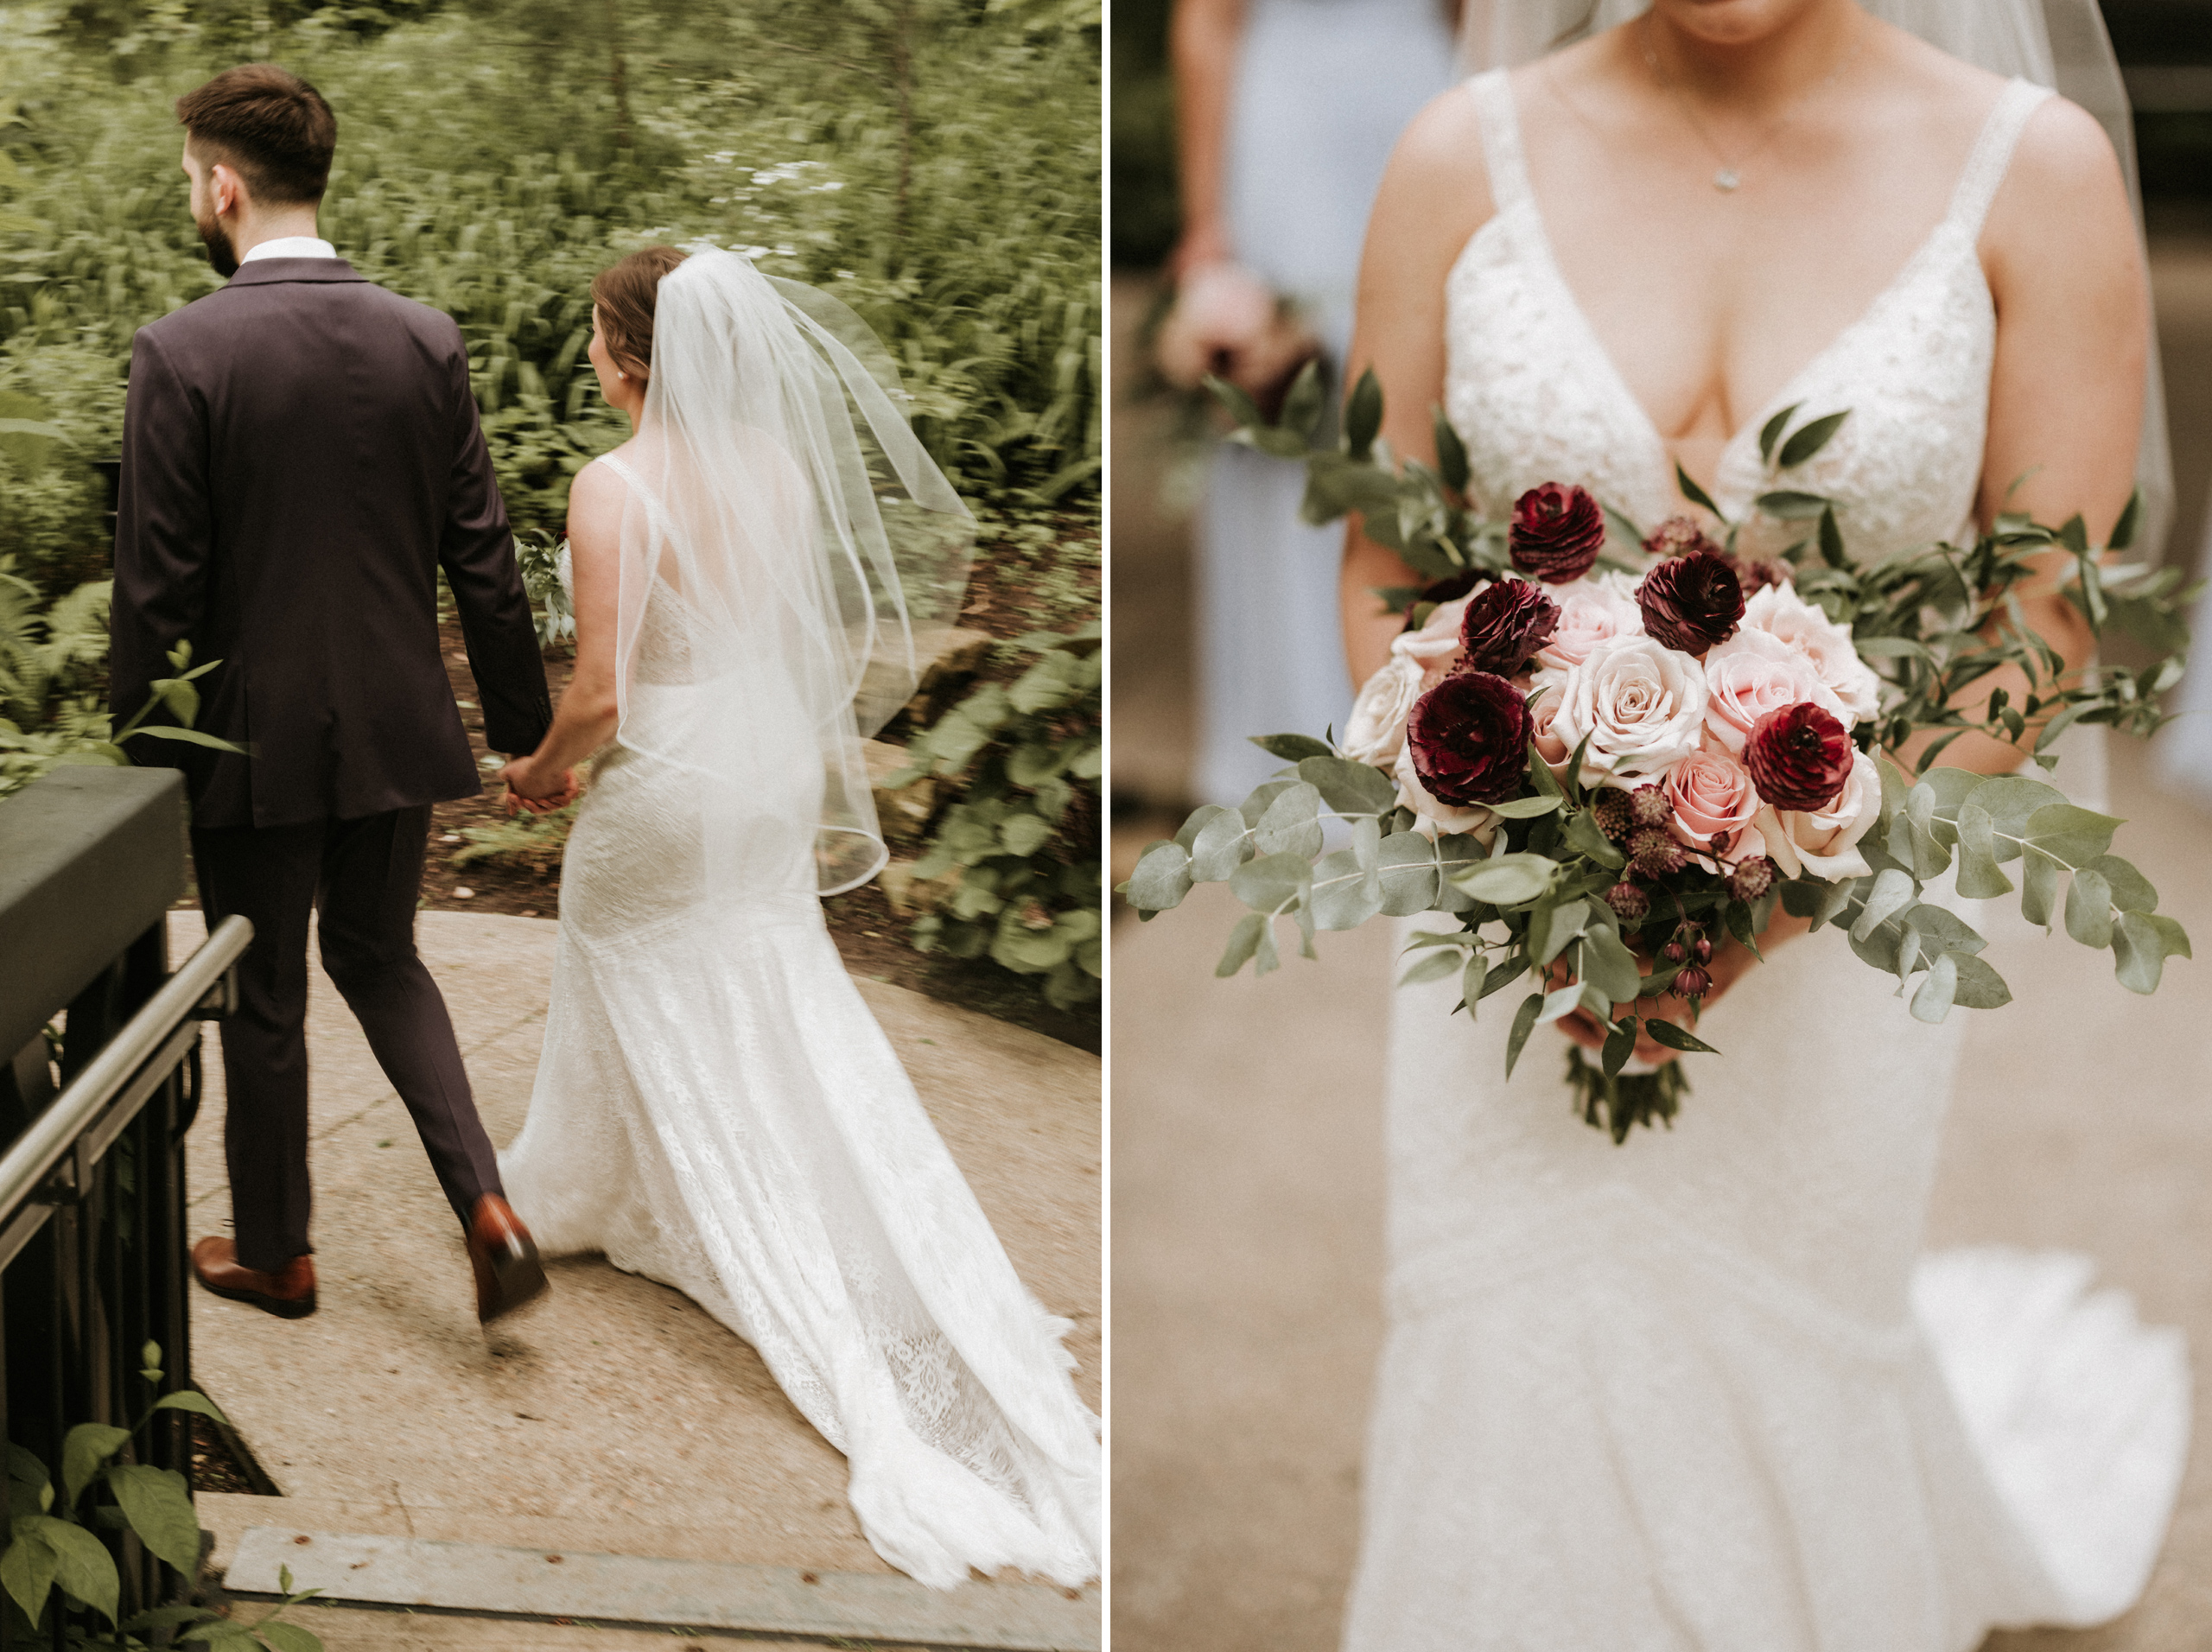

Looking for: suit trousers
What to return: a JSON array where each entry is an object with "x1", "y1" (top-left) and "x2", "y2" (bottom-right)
[{"x1": 192, "y1": 805, "x2": 503, "y2": 1271}]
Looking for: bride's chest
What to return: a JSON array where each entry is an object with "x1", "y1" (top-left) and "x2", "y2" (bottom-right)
[{"x1": 1442, "y1": 204, "x2": 1999, "y2": 559}]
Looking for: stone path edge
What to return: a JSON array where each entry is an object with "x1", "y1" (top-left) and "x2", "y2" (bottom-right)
[{"x1": 226, "y1": 1528, "x2": 1101, "y2": 1652}]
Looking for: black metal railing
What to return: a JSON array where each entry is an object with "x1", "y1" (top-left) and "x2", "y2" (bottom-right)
[{"x1": 0, "y1": 767, "x2": 251, "y2": 1645}]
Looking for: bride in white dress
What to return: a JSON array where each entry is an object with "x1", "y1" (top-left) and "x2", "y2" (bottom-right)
[
  {"x1": 494, "y1": 245, "x2": 1099, "y2": 1590},
  {"x1": 1335, "y1": 0, "x2": 2188, "y2": 1644}
]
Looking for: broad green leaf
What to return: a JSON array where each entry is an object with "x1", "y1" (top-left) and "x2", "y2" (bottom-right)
[
  {"x1": 2083, "y1": 854, "x2": 2157, "y2": 914},
  {"x1": 1531, "y1": 899, "x2": 1588, "y2": 969},
  {"x1": 1909, "y1": 953, "x2": 1959, "y2": 1023},
  {"x1": 1643, "y1": 1019, "x2": 1719, "y2": 1055},
  {"x1": 60, "y1": 1424, "x2": 128, "y2": 1509},
  {"x1": 126, "y1": 724, "x2": 244, "y2": 752},
  {"x1": 1505, "y1": 992, "x2": 1544, "y2": 1077},
  {"x1": 1950, "y1": 954, "x2": 2013, "y2": 1009},
  {"x1": 999, "y1": 812, "x2": 1052, "y2": 858},
  {"x1": 1122, "y1": 842, "x2": 1192, "y2": 912},
  {"x1": 2113, "y1": 912, "x2": 2190, "y2": 994},
  {"x1": 106, "y1": 1464, "x2": 200, "y2": 1574},
  {"x1": 1955, "y1": 804, "x2": 2013, "y2": 898},
  {"x1": 1812, "y1": 874, "x2": 1860, "y2": 931},
  {"x1": 1399, "y1": 950, "x2": 1462, "y2": 988},
  {"x1": 254, "y1": 1621, "x2": 324, "y2": 1652},
  {"x1": 1281, "y1": 358, "x2": 1325, "y2": 440},
  {"x1": 1754, "y1": 490, "x2": 1828, "y2": 520},
  {"x1": 1817, "y1": 504, "x2": 1847, "y2": 569},
  {"x1": 1757, "y1": 401, "x2": 1802, "y2": 467},
  {"x1": 23, "y1": 1514, "x2": 116, "y2": 1623},
  {"x1": 1563, "y1": 809, "x2": 1626, "y2": 869},
  {"x1": 1252, "y1": 918, "x2": 1287, "y2": 977},
  {"x1": 1250, "y1": 733, "x2": 1332, "y2": 762},
  {"x1": 1533, "y1": 983, "x2": 1588, "y2": 1026},
  {"x1": 1, "y1": 1520, "x2": 59, "y2": 1623},
  {"x1": 2020, "y1": 802, "x2": 2121, "y2": 868},
  {"x1": 1432, "y1": 405, "x2": 1471, "y2": 493},
  {"x1": 1295, "y1": 754, "x2": 1396, "y2": 816},
  {"x1": 1229, "y1": 849, "x2": 1311, "y2": 913},
  {"x1": 1675, "y1": 461, "x2": 1723, "y2": 518},
  {"x1": 1777, "y1": 409, "x2": 1849, "y2": 468},
  {"x1": 1205, "y1": 372, "x2": 1265, "y2": 433},
  {"x1": 1478, "y1": 956, "x2": 1524, "y2": 1001},
  {"x1": 1602, "y1": 1017, "x2": 1637, "y2": 1078},
  {"x1": 1190, "y1": 808, "x2": 1252, "y2": 882},
  {"x1": 2109, "y1": 487, "x2": 2141, "y2": 551},
  {"x1": 2064, "y1": 867, "x2": 2113, "y2": 948},
  {"x1": 1344, "y1": 368, "x2": 1383, "y2": 461},
  {"x1": 1236, "y1": 777, "x2": 1301, "y2": 827},
  {"x1": 1217, "y1": 913, "x2": 1265, "y2": 978}
]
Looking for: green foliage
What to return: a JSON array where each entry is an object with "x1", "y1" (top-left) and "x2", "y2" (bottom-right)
[
  {"x1": 896, "y1": 621, "x2": 1101, "y2": 1008},
  {"x1": 0, "y1": 0, "x2": 1100, "y2": 598},
  {"x1": 451, "y1": 793, "x2": 575, "y2": 874},
  {"x1": 3, "y1": 1344, "x2": 324, "y2": 1649}
]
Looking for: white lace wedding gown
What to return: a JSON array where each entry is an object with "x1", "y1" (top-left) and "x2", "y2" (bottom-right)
[
  {"x1": 1343, "y1": 73, "x2": 2190, "y2": 1649},
  {"x1": 498, "y1": 459, "x2": 1100, "y2": 1590}
]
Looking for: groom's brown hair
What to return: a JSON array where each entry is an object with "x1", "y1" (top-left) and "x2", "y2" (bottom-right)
[{"x1": 176, "y1": 64, "x2": 336, "y2": 206}]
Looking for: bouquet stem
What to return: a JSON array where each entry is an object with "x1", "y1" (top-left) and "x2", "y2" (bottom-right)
[{"x1": 1565, "y1": 1045, "x2": 1689, "y2": 1143}]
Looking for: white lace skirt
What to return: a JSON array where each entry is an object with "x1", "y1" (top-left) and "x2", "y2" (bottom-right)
[
  {"x1": 499, "y1": 739, "x2": 1101, "y2": 1587},
  {"x1": 1344, "y1": 912, "x2": 2187, "y2": 1649}
]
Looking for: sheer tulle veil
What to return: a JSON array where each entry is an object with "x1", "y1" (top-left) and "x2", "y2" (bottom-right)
[
  {"x1": 1455, "y1": 0, "x2": 2175, "y2": 560},
  {"x1": 613, "y1": 246, "x2": 974, "y2": 896}
]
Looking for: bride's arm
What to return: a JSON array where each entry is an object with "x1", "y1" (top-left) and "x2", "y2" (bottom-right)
[
  {"x1": 499, "y1": 461, "x2": 625, "y2": 809},
  {"x1": 1895, "y1": 97, "x2": 2149, "y2": 779},
  {"x1": 1338, "y1": 90, "x2": 1495, "y2": 688}
]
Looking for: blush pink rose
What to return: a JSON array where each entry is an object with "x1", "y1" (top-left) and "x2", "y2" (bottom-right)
[
  {"x1": 1529, "y1": 680, "x2": 1572, "y2": 781},
  {"x1": 1662, "y1": 747, "x2": 1765, "y2": 866},
  {"x1": 1535, "y1": 575, "x2": 1643, "y2": 671},
  {"x1": 1392, "y1": 589, "x2": 1481, "y2": 688},
  {"x1": 1757, "y1": 748, "x2": 1883, "y2": 882},
  {"x1": 1740, "y1": 581, "x2": 1884, "y2": 722},
  {"x1": 1701, "y1": 626, "x2": 1848, "y2": 756}
]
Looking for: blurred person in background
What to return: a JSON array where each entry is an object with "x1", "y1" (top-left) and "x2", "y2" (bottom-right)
[{"x1": 1159, "y1": 0, "x2": 1457, "y2": 805}]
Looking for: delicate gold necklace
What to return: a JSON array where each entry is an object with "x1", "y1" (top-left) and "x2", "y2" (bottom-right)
[{"x1": 1642, "y1": 16, "x2": 1865, "y2": 194}]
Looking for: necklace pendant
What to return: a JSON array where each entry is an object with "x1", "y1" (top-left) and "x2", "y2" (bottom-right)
[{"x1": 1713, "y1": 168, "x2": 1742, "y2": 193}]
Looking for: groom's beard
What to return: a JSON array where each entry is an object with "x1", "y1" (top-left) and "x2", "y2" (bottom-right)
[{"x1": 195, "y1": 212, "x2": 238, "y2": 278}]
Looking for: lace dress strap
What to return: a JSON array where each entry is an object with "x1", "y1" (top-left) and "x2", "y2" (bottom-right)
[
  {"x1": 1944, "y1": 79, "x2": 2054, "y2": 238},
  {"x1": 1464, "y1": 68, "x2": 1536, "y2": 220},
  {"x1": 591, "y1": 451, "x2": 677, "y2": 546}
]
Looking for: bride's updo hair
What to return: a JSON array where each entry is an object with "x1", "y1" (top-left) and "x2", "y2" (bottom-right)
[{"x1": 591, "y1": 245, "x2": 686, "y2": 384}]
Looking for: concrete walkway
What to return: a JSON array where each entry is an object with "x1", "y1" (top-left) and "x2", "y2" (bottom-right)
[{"x1": 168, "y1": 910, "x2": 1099, "y2": 1644}]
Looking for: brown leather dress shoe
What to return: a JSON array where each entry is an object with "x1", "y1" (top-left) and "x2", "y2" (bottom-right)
[
  {"x1": 191, "y1": 1236, "x2": 317, "y2": 1319},
  {"x1": 467, "y1": 1195, "x2": 548, "y2": 1324}
]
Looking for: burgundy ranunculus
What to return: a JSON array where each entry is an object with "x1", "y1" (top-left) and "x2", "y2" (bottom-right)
[
  {"x1": 1642, "y1": 514, "x2": 1722, "y2": 562},
  {"x1": 1744, "y1": 702, "x2": 1855, "y2": 811},
  {"x1": 1729, "y1": 555, "x2": 1793, "y2": 595},
  {"x1": 1457, "y1": 578, "x2": 1560, "y2": 676},
  {"x1": 1637, "y1": 550, "x2": 1745, "y2": 655},
  {"x1": 1407, "y1": 670, "x2": 1534, "y2": 808},
  {"x1": 1509, "y1": 483, "x2": 1605, "y2": 584}
]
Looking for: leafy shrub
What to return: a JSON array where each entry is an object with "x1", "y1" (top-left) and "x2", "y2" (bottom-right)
[{"x1": 893, "y1": 621, "x2": 1101, "y2": 1008}]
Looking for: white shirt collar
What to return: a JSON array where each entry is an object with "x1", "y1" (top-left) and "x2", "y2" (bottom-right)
[{"x1": 240, "y1": 236, "x2": 337, "y2": 264}]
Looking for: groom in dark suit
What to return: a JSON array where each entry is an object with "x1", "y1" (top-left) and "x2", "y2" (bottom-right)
[{"x1": 112, "y1": 63, "x2": 558, "y2": 1325}]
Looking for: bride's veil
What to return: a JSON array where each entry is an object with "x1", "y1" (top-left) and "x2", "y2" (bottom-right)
[
  {"x1": 1455, "y1": 0, "x2": 2175, "y2": 560},
  {"x1": 612, "y1": 246, "x2": 974, "y2": 896}
]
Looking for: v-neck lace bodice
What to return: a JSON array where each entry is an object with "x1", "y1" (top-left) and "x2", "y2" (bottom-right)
[{"x1": 1444, "y1": 71, "x2": 2050, "y2": 558}]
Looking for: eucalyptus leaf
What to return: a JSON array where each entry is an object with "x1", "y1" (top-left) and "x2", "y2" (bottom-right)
[
  {"x1": 2083, "y1": 854, "x2": 2157, "y2": 914},
  {"x1": 1955, "y1": 804, "x2": 2013, "y2": 899},
  {"x1": 1960, "y1": 774, "x2": 2068, "y2": 862},
  {"x1": 1950, "y1": 954, "x2": 2013, "y2": 1009},
  {"x1": 2019, "y1": 803, "x2": 2121, "y2": 868},
  {"x1": 1309, "y1": 846, "x2": 1384, "y2": 931},
  {"x1": 1533, "y1": 983, "x2": 1588, "y2": 1026},
  {"x1": 1190, "y1": 808, "x2": 1253, "y2": 883},
  {"x1": 2019, "y1": 851, "x2": 2063, "y2": 931},
  {"x1": 1175, "y1": 804, "x2": 1232, "y2": 854},
  {"x1": 1452, "y1": 852, "x2": 1556, "y2": 907},
  {"x1": 1251, "y1": 783, "x2": 1325, "y2": 859},
  {"x1": 1488, "y1": 794, "x2": 1565, "y2": 820},
  {"x1": 1580, "y1": 926, "x2": 1643, "y2": 1007},
  {"x1": 1236, "y1": 778, "x2": 1301, "y2": 827},
  {"x1": 2064, "y1": 867, "x2": 2114, "y2": 948},
  {"x1": 1229, "y1": 850, "x2": 1312, "y2": 914},
  {"x1": 1850, "y1": 867, "x2": 1916, "y2": 944},
  {"x1": 1217, "y1": 913, "x2": 1264, "y2": 978},
  {"x1": 1563, "y1": 809, "x2": 1627, "y2": 869},
  {"x1": 1374, "y1": 832, "x2": 1443, "y2": 916},
  {"x1": 2113, "y1": 911, "x2": 2190, "y2": 994},
  {"x1": 1253, "y1": 916, "x2": 1282, "y2": 977},
  {"x1": 1532, "y1": 899, "x2": 1589, "y2": 969},
  {"x1": 1123, "y1": 842, "x2": 1193, "y2": 912},
  {"x1": 1296, "y1": 753, "x2": 1397, "y2": 816},
  {"x1": 1909, "y1": 953, "x2": 1958, "y2": 1024}
]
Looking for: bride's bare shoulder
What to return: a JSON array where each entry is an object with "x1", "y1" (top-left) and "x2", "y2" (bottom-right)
[{"x1": 1375, "y1": 78, "x2": 1496, "y2": 245}]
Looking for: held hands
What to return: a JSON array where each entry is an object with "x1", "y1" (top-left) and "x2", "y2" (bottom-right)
[{"x1": 499, "y1": 756, "x2": 579, "y2": 816}]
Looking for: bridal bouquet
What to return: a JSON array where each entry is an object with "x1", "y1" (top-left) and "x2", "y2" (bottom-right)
[{"x1": 1121, "y1": 367, "x2": 2197, "y2": 1140}]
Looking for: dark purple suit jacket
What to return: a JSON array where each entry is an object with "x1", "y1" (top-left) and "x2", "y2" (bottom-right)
[{"x1": 111, "y1": 257, "x2": 551, "y2": 829}]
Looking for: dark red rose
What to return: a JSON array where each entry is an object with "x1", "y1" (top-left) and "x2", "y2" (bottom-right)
[
  {"x1": 1642, "y1": 514, "x2": 1722, "y2": 562},
  {"x1": 1406, "y1": 670, "x2": 1534, "y2": 808},
  {"x1": 1401, "y1": 569, "x2": 1483, "y2": 632},
  {"x1": 1637, "y1": 550, "x2": 1745, "y2": 655},
  {"x1": 1509, "y1": 483, "x2": 1605, "y2": 583},
  {"x1": 1744, "y1": 702, "x2": 1855, "y2": 811},
  {"x1": 1457, "y1": 578, "x2": 1560, "y2": 677}
]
